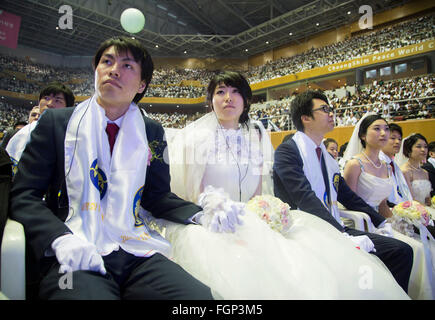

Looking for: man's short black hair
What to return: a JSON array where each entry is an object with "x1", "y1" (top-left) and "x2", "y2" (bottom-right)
[
  {"x1": 14, "y1": 119, "x2": 28, "y2": 128},
  {"x1": 388, "y1": 123, "x2": 403, "y2": 138},
  {"x1": 290, "y1": 90, "x2": 330, "y2": 131},
  {"x1": 39, "y1": 81, "x2": 75, "y2": 107},
  {"x1": 93, "y1": 36, "x2": 154, "y2": 104}
]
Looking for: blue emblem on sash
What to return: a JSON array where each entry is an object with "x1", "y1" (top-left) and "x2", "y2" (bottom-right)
[
  {"x1": 323, "y1": 191, "x2": 329, "y2": 207},
  {"x1": 133, "y1": 186, "x2": 144, "y2": 227},
  {"x1": 397, "y1": 185, "x2": 403, "y2": 198},
  {"x1": 10, "y1": 157, "x2": 18, "y2": 177},
  {"x1": 89, "y1": 159, "x2": 107, "y2": 199},
  {"x1": 332, "y1": 173, "x2": 340, "y2": 192}
]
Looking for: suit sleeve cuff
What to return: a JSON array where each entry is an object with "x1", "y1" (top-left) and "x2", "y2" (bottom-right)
[{"x1": 187, "y1": 211, "x2": 203, "y2": 225}]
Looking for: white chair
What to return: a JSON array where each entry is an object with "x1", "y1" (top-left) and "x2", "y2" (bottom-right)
[
  {"x1": 1, "y1": 218, "x2": 25, "y2": 300},
  {"x1": 338, "y1": 203, "x2": 375, "y2": 232}
]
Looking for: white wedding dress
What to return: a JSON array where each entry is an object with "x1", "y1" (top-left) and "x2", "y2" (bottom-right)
[
  {"x1": 354, "y1": 162, "x2": 435, "y2": 300},
  {"x1": 411, "y1": 179, "x2": 435, "y2": 218},
  {"x1": 164, "y1": 127, "x2": 409, "y2": 300}
]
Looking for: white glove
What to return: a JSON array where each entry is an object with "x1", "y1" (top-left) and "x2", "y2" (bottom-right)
[
  {"x1": 375, "y1": 222, "x2": 394, "y2": 238},
  {"x1": 198, "y1": 186, "x2": 245, "y2": 233},
  {"x1": 344, "y1": 233, "x2": 376, "y2": 253},
  {"x1": 51, "y1": 234, "x2": 106, "y2": 275}
]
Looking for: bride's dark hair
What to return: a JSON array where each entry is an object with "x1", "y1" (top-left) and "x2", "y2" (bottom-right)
[
  {"x1": 358, "y1": 114, "x2": 388, "y2": 148},
  {"x1": 206, "y1": 71, "x2": 252, "y2": 126},
  {"x1": 403, "y1": 133, "x2": 428, "y2": 158}
]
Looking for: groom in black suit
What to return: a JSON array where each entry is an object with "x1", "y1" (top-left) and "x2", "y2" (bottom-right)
[
  {"x1": 273, "y1": 90, "x2": 413, "y2": 293},
  {"x1": 9, "y1": 37, "x2": 212, "y2": 300}
]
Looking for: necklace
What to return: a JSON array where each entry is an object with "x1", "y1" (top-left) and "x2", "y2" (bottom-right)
[
  {"x1": 362, "y1": 152, "x2": 382, "y2": 169},
  {"x1": 408, "y1": 162, "x2": 421, "y2": 171}
]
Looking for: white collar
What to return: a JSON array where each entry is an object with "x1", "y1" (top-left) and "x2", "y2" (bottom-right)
[
  {"x1": 299, "y1": 131, "x2": 321, "y2": 150},
  {"x1": 106, "y1": 115, "x2": 124, "y2": 127},
  {"x1": 379, "y1": 151, "x2": 392, "y2": 164}
]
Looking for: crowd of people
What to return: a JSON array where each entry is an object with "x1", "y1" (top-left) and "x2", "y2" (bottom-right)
[
  {"x1": 246, "y1": 15, "x2": 435, "y2": 83},
  {"x1": 1, "y1": 72, "x2": 433, "y2": 136},
  {"x1": 0, "y1": 14, "x2": 433, "y2": 100},
  {"x1": 0, "y1": 101, "x2": 30, "y2": 135}
]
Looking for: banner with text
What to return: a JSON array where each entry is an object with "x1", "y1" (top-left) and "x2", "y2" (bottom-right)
[
  {"x1": 251, "y1": 39, "x2": 435, "y2": 91},
  {"x1": 0, "y1": 10, "x2": 21, "y2": 49}
]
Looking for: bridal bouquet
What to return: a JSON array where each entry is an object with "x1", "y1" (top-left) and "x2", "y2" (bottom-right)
[
  {"x1": 246, "y1": 195, "x2": 291, "y2": 234},
  {"x1": 432, "y1": 196, "x2": 435, "y2": 209},
  {"x1": 391, "y1": 200, "x2": 432, "y2": 237}
]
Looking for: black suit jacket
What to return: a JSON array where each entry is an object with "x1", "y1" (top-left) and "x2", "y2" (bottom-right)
[
  {"x1": 273, "y1": 138, "x2": 386, "y2": 232},
  {"x1": 0, "y1": 128, "x2": 20, "y2": 149},
  {"x1": 422, "y1": 161, "x2": 435, "y2": 197},
  {"x1": 9, "y1": 107, "x2": 201, "y2": 264},
  {"x1": 0, "y1": 147, "x2": 12, "y2": 252}
]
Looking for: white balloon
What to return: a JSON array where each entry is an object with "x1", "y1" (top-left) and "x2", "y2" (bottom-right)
[{"x1": 120, "y1": 8, "x2": 145, "y2": 33}]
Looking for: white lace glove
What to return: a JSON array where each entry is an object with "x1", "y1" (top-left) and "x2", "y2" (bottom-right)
[
  {"x1": 343, "y1": 233, "x2": 376, "y2": 253},
  {"x1": 197, "y1": 186, "x2": 245, "y2": 233},
  {"x1": 375, "y1": 222, "x2": 394, "y2": 238},
  {"x1": 51, "y1": 234, "x2": 106, "y2": 275}
]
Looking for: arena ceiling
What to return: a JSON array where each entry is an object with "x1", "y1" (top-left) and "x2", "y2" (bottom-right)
[{"x1": 2, "y1": 0, "x2": 411, "y2": 58}]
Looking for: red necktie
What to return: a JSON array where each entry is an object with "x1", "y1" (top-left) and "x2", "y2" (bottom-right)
[
  {"x1": 106, "y1": 123, "x2": 119, "y2": 155},
  {"x1": 316, "y1": 147, "x2": 322, "y2": 162},
  {"x1": 390, "y1": 162, "x2": 396, "y2": 176}
]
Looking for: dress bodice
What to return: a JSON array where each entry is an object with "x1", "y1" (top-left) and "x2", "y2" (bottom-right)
[
  {"x1": 201, "y1": 127, "x2": 262, "y2": 202},
  {"x1": 354, "y1": 157, "x2": 394, "y2": 209},
  {"x1": 411, "y1": 179, "x2": 431, "y2": 204},
  {"x1": 357, "y1": 172, "x2": 394, "y2": 208}
]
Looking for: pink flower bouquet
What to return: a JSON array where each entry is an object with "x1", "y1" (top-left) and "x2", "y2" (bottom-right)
[
  {"x1": 246, "y1": 195, "x2": 291, "y2": 234},
  {"x1": 391, "y1": 200, "x2": 432, "y2": 237}
]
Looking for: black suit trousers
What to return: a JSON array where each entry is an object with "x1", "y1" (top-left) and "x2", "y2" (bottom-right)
[
  {"x1": 344, "y1": 227, "x2": 413, "y2": 293},
  {"x1": 39, "y1": 248, "x2": 213, "y2": 300}
]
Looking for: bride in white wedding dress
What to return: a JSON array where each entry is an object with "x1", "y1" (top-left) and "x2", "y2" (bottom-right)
[
  {"x1": 342, "y1": 115, "x2": 435, "y2": 300},
  {"x1": 399, "y1": 134, "x2": 434, "y2": 210},
  {"x1": 163, "y1": 72, "x2": 408, "y2": 299}
]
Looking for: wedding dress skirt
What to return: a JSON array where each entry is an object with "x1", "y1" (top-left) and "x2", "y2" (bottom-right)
[
  {"x1": 356, "y1": 173, "x2": 434, "y2": 299},
  {"x1": 411, "y1": 180, "x2": 435, "y2": 217},
  {"x1": 166, "y1": 208, "x2": 409, "y2": 300}
]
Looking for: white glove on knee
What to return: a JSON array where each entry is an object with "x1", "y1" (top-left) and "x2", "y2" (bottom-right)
[
  {"x1": 374, "y1": 222, "x2": 394, "y2": 238},
  {"x1": 198, "y1": 186, "x2": 245, "y2": 233},
  {"x1": 343, "y1": 233, "x2": 376, "y2": 253},
  {"x1": 51, "y1": 234, "x2": 106, "y2": 275}
]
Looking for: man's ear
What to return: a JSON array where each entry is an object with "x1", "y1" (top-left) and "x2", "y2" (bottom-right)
[
  {"x1": 301, "y1": 114, "x2": 311, "y2": 125},
  {"x1": 138, "y1": 81, "x2": 147, "y2": 93}
]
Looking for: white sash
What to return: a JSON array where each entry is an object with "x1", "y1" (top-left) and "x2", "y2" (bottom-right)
[
  {"x1": 379, "y1": 151, "x2": 413, "y2": 204},
  {"x1": 6, "y1": 121, "x2": 37, "y2": 174},
  {"x1": 64, "y1": 96, "x2": 170, "y2": 257},
  {"x1": 292, "y1": 131, "x2": 343, "y2": 226}
]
